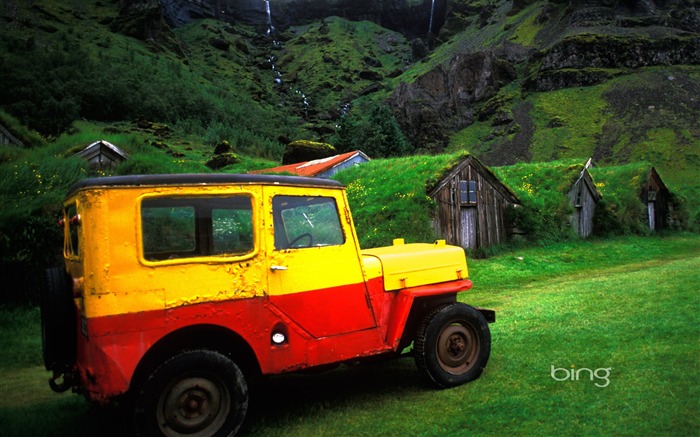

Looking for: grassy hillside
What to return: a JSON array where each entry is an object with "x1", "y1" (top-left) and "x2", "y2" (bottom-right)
[
  {"x1": 449, "y1": 67, "x2": 700, "y2": 180},
  {"x1": 428, "y1": 1, "x2": 699, "y2": 210},
  {"x1": 0, "y1": 1, "x2": 302, "y2": 150},
  {"x1": 280, "y1": 17, "x2": 410, "y2": 116}
]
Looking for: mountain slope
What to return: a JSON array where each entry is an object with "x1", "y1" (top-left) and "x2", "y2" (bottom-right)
[
  {"x1": 385, "y1": 2, "x2": 699, "y2": 171},
  {"x1": 0, "y1": 0, "x2": 697, "y2": 184}
]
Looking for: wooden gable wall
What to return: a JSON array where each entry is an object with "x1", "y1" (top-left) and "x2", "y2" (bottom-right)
[
  {"x1": 317, "y1": 152, "x2": 370, "y2": 179},
  {"x1": 567, "y1": 169, "x2": 600, "y2": 238},
  {"x1": 429, "y1": 156, "x2": 519, "y2": 250},
  {"x1": 76, "y1": 141, "x2": 128, "y2": 170},
  {"x1": 643, "y1": 167, "x2": 670, "y2": 231},
  {"x1": 0, "y1": 123, "x2": 23, "y2": 147}
]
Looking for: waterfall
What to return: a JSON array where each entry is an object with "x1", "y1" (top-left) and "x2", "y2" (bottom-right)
[
  {"x1": 263, "y1": 0, "x2": 280, "y2": 83},
  {"x1": 260, "y1": 0, "x2": 310, "y2": 117},
  {"x1": 264, "y1": 0, "x2": 275, "y2": 35},
  {"x1": 428, "y1": 0, "x2": 436, "y2": 34}
]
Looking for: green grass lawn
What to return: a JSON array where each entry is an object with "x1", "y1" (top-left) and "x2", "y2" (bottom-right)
[{"x1": 1, "y1": 235, "x2": 698, "y2": 436}]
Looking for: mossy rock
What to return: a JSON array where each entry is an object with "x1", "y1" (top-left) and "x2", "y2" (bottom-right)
[
  {"x1": 214, "y1": 140, "x2": 232, "y2": 155},
  {"x1": 282, "y1": 140, "x2": 337, "y2": 164},
  {"x1": 206, "y1": 152, "x2": 241, "y2": 170}
]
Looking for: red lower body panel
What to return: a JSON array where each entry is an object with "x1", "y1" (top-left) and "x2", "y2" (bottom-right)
[
  {"x1": 77, "y1": 287, "x2": 390, "y2": 402},
  {"x1": 75, "y1": 279, "x2": 471, "y2": 402}
]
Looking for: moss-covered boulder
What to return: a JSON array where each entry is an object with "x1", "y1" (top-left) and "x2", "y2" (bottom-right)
[
  {"x1": 282, "y1": 140, "x2": 336, "y2": 164},
  {"x1": 206, "y1": 152, "x2": 241, "y2": 170}
]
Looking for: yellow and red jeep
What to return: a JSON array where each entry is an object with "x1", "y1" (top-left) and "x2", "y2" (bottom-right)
[{"x1": 41, "y1": 173, "x2": 494, "y2": 436}]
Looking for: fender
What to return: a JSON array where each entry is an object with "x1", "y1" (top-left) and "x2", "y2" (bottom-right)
[{"x1": 383, "y1": 279, "x2": 473, "y2": 350}]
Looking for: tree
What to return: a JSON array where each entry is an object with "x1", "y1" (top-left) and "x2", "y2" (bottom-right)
[{"x1": 335, "y1": 103, "x2": 412, "y2": 158}]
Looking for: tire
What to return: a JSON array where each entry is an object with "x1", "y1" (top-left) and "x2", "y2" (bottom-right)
[
  {"x1": 134, "y1": 350, "x2": 248, "y2": 437},
  {"x1": 414, "y1": 303, "x2": 491, "y2": 388},
  {"x1": 40, "y1": 267, "x2": 76, "y2": 372}
]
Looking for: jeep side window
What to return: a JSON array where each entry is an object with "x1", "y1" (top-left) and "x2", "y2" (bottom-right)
[
  {"x1": 272, "y1": 196, "x2": 344, "y2": 250},
  {"x1": 141, "y1": 196, "x2": 254, "y2": 261}
]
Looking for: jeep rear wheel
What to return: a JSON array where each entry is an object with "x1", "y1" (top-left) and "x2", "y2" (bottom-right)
[
  {"x1": 40, "y1": 267, "x2": 76, "y2": 373},
  {"x1": 134, "y1": 350, "x2": 248, "y2": 437},
  {"x1": 414, "y1": 303, "x2": 491, "y2": 388}
]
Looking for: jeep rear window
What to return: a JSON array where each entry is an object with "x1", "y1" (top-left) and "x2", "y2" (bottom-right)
[
  {"x1": 141, "y1": 196, "x2": 254, "y2": 261},
  {"x1": 64, "y1": 203, "x2": 80, "y2": 257},
  {"x1": 272, "y1": 196, "x2": 344, "y2": 250}
]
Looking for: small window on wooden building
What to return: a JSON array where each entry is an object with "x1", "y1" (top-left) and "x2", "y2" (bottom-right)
[
  {"x1": 648, "y1": 190, "x2": 657, "y2": 202},
  {"x1": 459, "y1": 180, "x2": 477, "y2": 205},
  {"x1": 575, "y1": 187, "x2": 583, "y2": 208}
]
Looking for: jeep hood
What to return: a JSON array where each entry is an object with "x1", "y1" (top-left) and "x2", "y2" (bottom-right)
[{"x1": 361, "y1": 240, "x2": 468, "y2": 291}]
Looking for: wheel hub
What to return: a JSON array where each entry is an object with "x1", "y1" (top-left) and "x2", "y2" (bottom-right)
[
  {"x1": 185, "y1": 396, "x2": 202, "y2": 414},
  {"x1": 447, "y1": 335, "x2": 466, "y2": 356},
  {"x1": 437, "y1": 324, "x2": 478, "y2": 373},
  {"x1": 158, "y1": 376, "x2": 229, "y2": 437}
]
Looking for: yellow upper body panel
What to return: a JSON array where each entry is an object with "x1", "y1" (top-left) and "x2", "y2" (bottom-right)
[
  {"x1": 261, "y1": 184, "x2": 366, "y2": 295},
  {"x1": 68, "y1": 183, "x2": 268, "y2": 318},
  {"x1": 62, "y1": 174, "x2": 364, "y2": 319}
]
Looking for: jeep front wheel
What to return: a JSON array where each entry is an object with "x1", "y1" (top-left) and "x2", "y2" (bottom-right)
[
  {"x1": 134, "y1": 350, "x2": 248, "y2": 437},
  {"x1": 414, "y1": 303, "x2": 491, "y2": 388}
]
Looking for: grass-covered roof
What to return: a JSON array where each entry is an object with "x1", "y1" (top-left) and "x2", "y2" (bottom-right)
[
  {"x1": 334, "y1": 152, "x2": 473, "y2": 248},
  {"x1": 335, "y1": 155, "x2": 682, "y2": 249},
  {"x1": 494, "y1": 160, "x2": 677, "y2": 237},
  {"x1": 490, "y1": 159, "x2": 593, "y2": 243},
  {"x1": 588, "y1": 162, "x2": 660, "y2": 235},
  {"x1": 588, "y1": 161, "x2": 657, "y2": 198},
  {"x1": 492, "y1": 159, "x2": 590, "y2": 198}
]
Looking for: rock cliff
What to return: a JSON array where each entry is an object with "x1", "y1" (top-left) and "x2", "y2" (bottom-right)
[
  {"x1": 531, "y1": 34, "x2": 700, "y2": 91},
  {"x1": 155, "y1": 0, "x2": 446, "y2": 37},
  {"x1": 388, "y1": 48, "x2": 522, "y2": 151},
  {"x1": 384, "y1": 0, "x2": 699, "y2": 151}
]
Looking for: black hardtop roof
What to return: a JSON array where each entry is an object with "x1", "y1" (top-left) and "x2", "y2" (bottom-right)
[{"x1": 66, "y1": 173, "x2": 344, "y2": 197}]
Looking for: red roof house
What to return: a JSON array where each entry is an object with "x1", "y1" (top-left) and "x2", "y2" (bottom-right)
[{"x1": 251, "y1": 151, "x2": 370, "y2": 178}]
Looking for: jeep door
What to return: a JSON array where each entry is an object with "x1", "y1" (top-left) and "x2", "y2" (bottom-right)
[{"x1": 265, "y1": 188, "x2": 376, "y2": 337}]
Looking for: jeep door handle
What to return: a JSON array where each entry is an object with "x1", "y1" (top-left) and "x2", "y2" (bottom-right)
[{"x1": 270, "y1": 265, "x2": 288, "y2": 271}]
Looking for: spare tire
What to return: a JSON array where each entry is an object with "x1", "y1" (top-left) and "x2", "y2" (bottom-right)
[{"x1": 41, "y1": 267, "x2": 77, "y2": 371}]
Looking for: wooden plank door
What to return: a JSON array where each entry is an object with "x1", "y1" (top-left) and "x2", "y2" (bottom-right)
[{"x1": 461, "y1": 207, "x2": 477, "y2": 249}]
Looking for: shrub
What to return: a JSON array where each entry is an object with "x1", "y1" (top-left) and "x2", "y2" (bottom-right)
[{"x1": 0, "y1": 153, "x2": 88, "y2": 304}]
